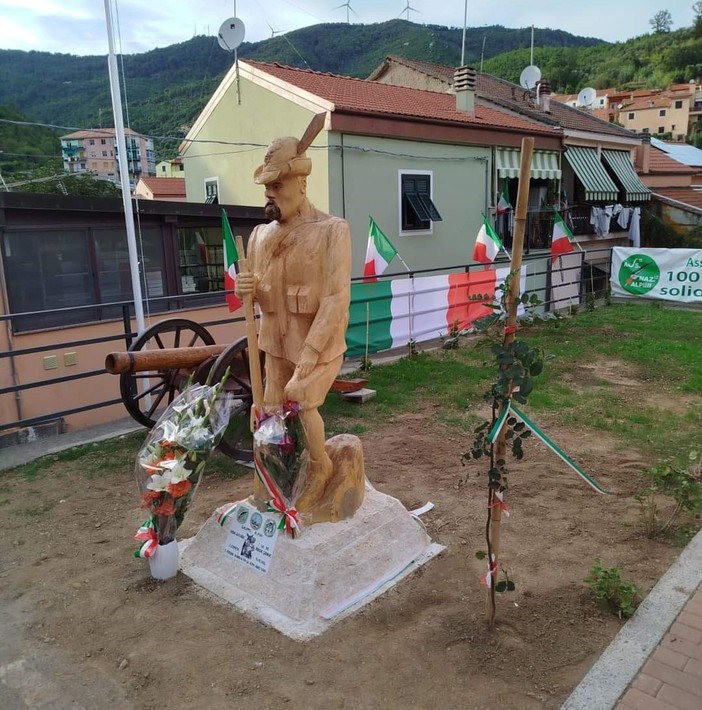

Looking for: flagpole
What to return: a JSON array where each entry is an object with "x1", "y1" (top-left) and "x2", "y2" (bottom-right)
[
  {"x1": 103, "y1": 0, "x2": 145, "y2": 337},
  {"x1": 364, "y1": 301, "x2": 371, "y2": 368}
]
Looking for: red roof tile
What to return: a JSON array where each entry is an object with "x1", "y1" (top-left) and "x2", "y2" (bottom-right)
[
  {"x1": 653, "y1": 187, "x2": 702, "y2": 209},
  {"x1": 648, "y1": 147, "x2": 696, "y2": 174},
  {"x1": 247, "y1": 61, "x2": 559, "y2": 136},
  {"x1": 137, "y1": 177, "x2": 185, "y2": 197}
]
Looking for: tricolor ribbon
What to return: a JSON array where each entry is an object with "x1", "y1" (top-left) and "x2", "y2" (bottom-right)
[
  {"x1": 134, "y1": 519, "x2": 158, "y2": 558},
  {"x1": 254, "y1": 448, "x2": 300, "y2": 538},
  {"x1": 487, "y1": 402, "x2": 607, "y2": 495},
  {"x1": 266, "y1": 498, "x2": 300, "y2": 537},
  {"x1": 217, "y1": 502, "x2": 241, "y2": 527},
  {"x1": 489, "y1": 490, "x2": 510, "y2": 516},
  {"x1": 481, "y1": 553, "x2": 498, "y2": 588},
  {"x1": 510, "y1": 405, "x2": 607, "y2": 495}
]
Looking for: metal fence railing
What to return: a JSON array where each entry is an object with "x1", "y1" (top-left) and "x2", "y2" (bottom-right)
[{"x1": 0, "y1": 247, "x2": 613, "y2": 434}]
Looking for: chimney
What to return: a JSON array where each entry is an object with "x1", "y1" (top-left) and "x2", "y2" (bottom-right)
[
  {"x1": 454, "y1": 65, "x2": 476, "y2": 115},
  {"x1": 635, "y1": 131, "x2": 651, "y2": 174},
  {"x1": 536, "y1": 79, "x2": 552, "y2": 113}
]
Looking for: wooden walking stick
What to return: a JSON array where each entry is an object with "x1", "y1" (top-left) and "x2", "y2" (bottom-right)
[
  {"x1": 235, "y1": 235, "x2": 264, "y2": 413},
  {"x1": 235, "y1": 235, "x2": 267, "y2": 501},
  {"x1": 485, "y1": 136, "x2": 534, "y2": 625}
]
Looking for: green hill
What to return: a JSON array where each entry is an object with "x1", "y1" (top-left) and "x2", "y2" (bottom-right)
[
  {"x1": 1, "y1": 17, "x2": 700, "y2": 176},
  {"x1": 0, "y1": 20, "x2": 603, "y2": 167}
]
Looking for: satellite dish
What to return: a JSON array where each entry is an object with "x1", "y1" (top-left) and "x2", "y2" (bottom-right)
[
  {"x1": 519, "y1": 64, "x2": 541, "y2": 90},
  {"x1": 577, "y1": 87, "x2": 597, "y2": 107},
  {"x1": 218, "y1": 17, "x2": 245, "y2": 51}
]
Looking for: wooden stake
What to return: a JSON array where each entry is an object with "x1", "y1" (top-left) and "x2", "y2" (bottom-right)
[
  {"x1": 234, "y1": 235, "x2": 264, "y2": 417},
  {"x1": 486, "y1": 136, "x2": 534, "y2": 625}
]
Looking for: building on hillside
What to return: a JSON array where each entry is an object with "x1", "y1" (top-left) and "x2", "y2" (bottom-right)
[
  {"x1": 368, "y1": 56, "x2": 649, "y2": 255},
  {"x1": 60, "y1": 128, "x2": 156, "y2": 187},
  {"x1": 180, "y1": 59, "x2": 563, "y2": 278},
  {"x1": 617, "y1": 93, "x2": 690, "y2": 142},
  {"x1": 134, "y1": 176, "x2": 186, "y2": 201},
  {"x1": 155, "y1": 157, "x2": 185, "y2": 177},
  {"x1": 554, "y1": 82, "x2": 702, "y2": 142},
  {"x1": 551, "y1": 88, "x2": 616, "y2": 112}
]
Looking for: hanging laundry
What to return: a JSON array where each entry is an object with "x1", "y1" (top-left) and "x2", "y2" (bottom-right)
[
  {"x1": 628, "y1": 207, "x2": 641, "y2": 248},
  {"x1": 617, "y1": 207, "x2": 631, "y2": 230}
]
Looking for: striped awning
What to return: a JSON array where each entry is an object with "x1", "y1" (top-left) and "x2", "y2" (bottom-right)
[
  {"x1": 601, "y1": 150, "x2": 651, "y2": 202},
  {"x1": 563, "y1": 147, "x2": 619, "y2": 202},
  {"x1": 496, "y1": 149, "x2": 561, "y2": 179}
]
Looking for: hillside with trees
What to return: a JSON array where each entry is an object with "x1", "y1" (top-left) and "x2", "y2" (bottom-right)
[
  {"x1": 0, "y1": 20, "x2": 603, "y2": 166},
  {"x1": 1, "y1": 13, "x2": 701, "y2": 183}
]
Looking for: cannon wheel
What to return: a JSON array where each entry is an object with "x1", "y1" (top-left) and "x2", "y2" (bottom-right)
[
  {"x1": 119, "y1": 318, "x2": 215, "y2": 428},
  {"x1": 206, "y1": 337, "x2": 264, "y2": 462}
]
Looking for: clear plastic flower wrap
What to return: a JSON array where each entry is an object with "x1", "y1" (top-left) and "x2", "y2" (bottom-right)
[
  {"x1": 252, "y1": 401, "x2": 308, "y2": 537},
  {"x1": 134, "y1": 376, "x2": 232, "y2": 558}
]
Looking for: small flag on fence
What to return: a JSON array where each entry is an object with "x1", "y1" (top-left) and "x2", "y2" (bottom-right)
[
  {"x1": 496, "y1": 182, "x2": 512, "y2": 215},
  {"x1": 550, "y1": 211, "x2": 576, "y2": 263},
  {"x1": 222, "y1": 210, "x2": 243, "y2": 312},
  {"x1": 472, "y1": 216, "x2": 503, "y2": 265},
  {"x1": 364, "y1": 216, "x2": 398, "y2": 282}
]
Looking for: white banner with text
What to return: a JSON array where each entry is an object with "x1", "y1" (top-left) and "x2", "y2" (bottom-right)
[{"x1": 611, "y1": 247, "x2": 702, "y2": 303}]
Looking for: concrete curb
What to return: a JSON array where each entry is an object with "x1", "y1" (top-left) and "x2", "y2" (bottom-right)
[
  {"x1": 561, "y1": 528, "x2": 702, "y2": 709},
  {"x1": 0, "y1": 418, "x2": 143, "y2": 472}
]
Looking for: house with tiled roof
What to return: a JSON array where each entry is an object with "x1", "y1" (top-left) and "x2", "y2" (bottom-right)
[
  {"x1": 133, "y1": 176, "x2": 186, "y2": 201},
  {"x1": 636, "y1": 137, "x2": 702, "y2": 230},
  {"x1": 368, "y1": 55, "x2": 650, "y2": 259},
  {"x1": 180, "y1": 59, "x2": 563, "y2": 275}
]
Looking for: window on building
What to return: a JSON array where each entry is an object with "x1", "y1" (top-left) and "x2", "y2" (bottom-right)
[
  {"x1": 399, "y1": 172, "x2": 442, "y2": 233},
  {"x1": 101, "y1": 139, "x2": 106, "y2": 145},
  {"x1": 642, "y1": 127, "x2": 650, "y2": 133},
  {"x1": 628, "y1": 112, "x2": 635, "y2": 120},
  {"x1": 177, "y1": 227, "x2": 224, "y2": 301},
  {"x1": 3, "y1": 226, "x2": 168, "y2": 331},
  {"x1": 659, "y1": 109, "x2": 666, "y2": 117},
  {"x1": 675, "y1": 100, "x2": 683, "y2": 109},
  {"x1": 204, "y1": 178, "x2": 219, "y2": 205},
  {"x1": 89, "y1": 139, "x2": 95, "y2": 145},
  {"x1": 658, "y1": 126, "x2": 665, "y2": 133},
  {"x1": 3, "y1": 230, "x2": 95, "y2": 330}
]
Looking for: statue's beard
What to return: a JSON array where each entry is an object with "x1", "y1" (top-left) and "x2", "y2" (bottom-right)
[{"x1": 265, "y1": 201, "x2": 281, "y2": 221}]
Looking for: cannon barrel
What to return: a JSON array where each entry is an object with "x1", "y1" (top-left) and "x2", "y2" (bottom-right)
[{"x1": 105, "y1": 345, "x2": 227, "y2": 374}]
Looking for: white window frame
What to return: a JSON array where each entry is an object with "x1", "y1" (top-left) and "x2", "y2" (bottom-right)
[
  {"x1": 398, "y1": 169, "x2": 436, "y2": 236},
  {"x1": 204, "y1": 176, "x2": 220, "y2": 204}
]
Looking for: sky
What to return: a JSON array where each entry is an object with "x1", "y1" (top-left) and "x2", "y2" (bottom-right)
[{"x1": 0, "y1": 0, "x2": 697, "y2": 56}]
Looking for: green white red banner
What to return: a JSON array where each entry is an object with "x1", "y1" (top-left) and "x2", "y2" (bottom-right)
[{"x1": 346, "y1": 267, "x2": 525, "y2": 357}]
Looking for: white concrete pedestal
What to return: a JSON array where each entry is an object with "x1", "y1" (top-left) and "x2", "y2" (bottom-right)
[{"x1": 179, "y1": 483, "x2": 443, "y2": 640}]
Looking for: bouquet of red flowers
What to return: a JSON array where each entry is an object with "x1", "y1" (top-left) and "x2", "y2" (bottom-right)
[{"x1": 134, "y1": 374, "x2": 232, "y2": 568}]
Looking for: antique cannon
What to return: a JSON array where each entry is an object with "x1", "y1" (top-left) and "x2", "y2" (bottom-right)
[{"x1": 105, "y1": 317, "x2": 365, "y2": 462}]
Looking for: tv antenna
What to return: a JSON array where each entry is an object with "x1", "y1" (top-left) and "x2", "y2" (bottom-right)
[
  {"x1": 519, "y1": 64, "x2": 541, "y2": 90},
  {"x1": 218, "y1": 15, "x2": 246, "y2": 105},
  {"x1": 217, "y1": 16, "x2": 245, "y2": 51},
  {"x1": 577, "y1": 87, "x2": 597, "y2": 108},
  {"x1": 397, "y1": 1, "x2": 420, "y2": 21},
  {"x1": 334, "y1": 1, "x2": 358, "y2": 23}
]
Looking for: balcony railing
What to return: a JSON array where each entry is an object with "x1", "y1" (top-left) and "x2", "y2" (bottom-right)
[{"x1": 496, "y1": 205, "x2": 629, "y2": 252}]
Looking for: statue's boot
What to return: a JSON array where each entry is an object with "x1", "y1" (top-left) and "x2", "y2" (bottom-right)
[{"x1": 295, "y1": 452, "x2": 334, "y2": 512}]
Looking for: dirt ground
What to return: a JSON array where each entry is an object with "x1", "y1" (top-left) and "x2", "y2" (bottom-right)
[{"x1": 0, "y1": 365, "x2": 689, "y2": 710}]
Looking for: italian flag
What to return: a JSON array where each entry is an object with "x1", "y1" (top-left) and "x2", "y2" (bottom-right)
[
  {"x1": 346, "y1": 267, "x2": 526, "y2": 357},
  {"x1": 472, "y1": 216, "x2": 503, "y2": 265},
  {"x1": 222, "y1": 209, "x2": 243, "y2": 312},
  {"x1": 364, "y1": 217, "x2": 398, "y2": 282},
  {"x1": 496, "y1": 182, "x2": 511, "y2": 215},
  {"x1": 551, "y1": 212, "x2": 575, "y2": 263}
]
